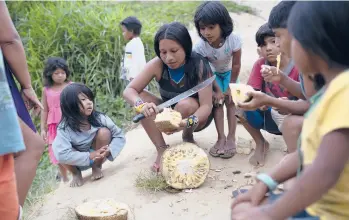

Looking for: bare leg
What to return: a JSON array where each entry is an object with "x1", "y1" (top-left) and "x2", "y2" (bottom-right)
[
  {"x1": 58, "y1": 164, "x2": 69, "y2": 183},
  {"x1": 239, "y1": 120, "x2": 269, "y2": 166},
  {"x1": 174, "y1": 97, "x2": 199, "y2": 143},
  {"x1": 209, "y1": 105, "x2": 226, "y2": 157},
  {"x1": 138, "y1": 91, "x2": 167, "y2": 172},
  {"x1": 281, "y1": 115, "x2": 304, "y2": 153},
  {"x1": 14, "y1": 118, "x2": 45, "y2": 206},
  {"x1": 221, "y1": 99, "x2": 237, "y2": 158},
  {"x1": 63, "y1": 165, "x2": 83, "y2": 187},
  {"x1": 91, "y1": 127, "x2": 111, "y2": 181}
]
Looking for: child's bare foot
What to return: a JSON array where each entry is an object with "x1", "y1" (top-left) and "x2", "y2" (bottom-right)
[
  {"x1": 70, "y1": 170, "x2": 83, "y2": 187},
  {"x1": 220, "y1": 138, "x2": 236, "y2": 159},
  {"x1": 151, "y1": 150, "x2": 164, "y2": 173},
  {"x1": 249, "y1": 141, "x2": 269, "y2": 166},
  {"x1": 62, "y1": 175, "x2": 69, "y2": 183},
  {"x1": 209, "y1": 138, "x2": 226, "y2": 157},
  {"x1": 91, "y1": 166, "x2": 104, "y2": 181}
]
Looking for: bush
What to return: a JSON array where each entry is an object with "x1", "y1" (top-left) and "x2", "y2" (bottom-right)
[{"x1": 6, "y1": 1, "x2": 252, "y2": 218}]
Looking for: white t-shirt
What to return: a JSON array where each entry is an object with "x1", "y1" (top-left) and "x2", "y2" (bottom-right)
[
  {"x1": 120, "y1": 37, "x2": 146, "y2": 80},
  {"x1": 193, "y1": 33, "x2": 242, "y2": 73}
]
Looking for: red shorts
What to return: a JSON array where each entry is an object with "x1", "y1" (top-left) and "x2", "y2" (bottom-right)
[{"x1": 0, "y1": 154, "x2": 19, "y2": 220}]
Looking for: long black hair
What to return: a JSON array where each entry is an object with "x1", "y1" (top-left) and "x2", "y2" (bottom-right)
[
  {"x1": 154, "y1": 22, "x2": 212, "y2": 87},
  {"x1": 288, "y1": 1, "x2": 349, "y2": 89},
  {"x1": 194, "y1": 1, "x2": 233, "y2": 41},
  {"x1": 43, "y1": 57, "x2": 70, "y2": 87},
  {"x1": 60, "y1": 83, "x2": 102, "y2": 132}
]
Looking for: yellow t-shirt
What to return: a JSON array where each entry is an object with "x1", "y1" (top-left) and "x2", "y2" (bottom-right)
[{"x1": 301, "y1": 70, "x2": 349, "y2": 220}]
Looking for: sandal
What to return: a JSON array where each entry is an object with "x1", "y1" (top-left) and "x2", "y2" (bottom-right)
[
  {"x1": 209, "y1": 146, "x2": 222, "y2": 157},
  {"x1": 220, "y1": 148, "x2": 236, "y2": 159}
]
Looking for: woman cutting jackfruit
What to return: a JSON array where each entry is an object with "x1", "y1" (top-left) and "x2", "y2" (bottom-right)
[{"x1": 123, "y1": 22, "x2": 214, "y2": 173}]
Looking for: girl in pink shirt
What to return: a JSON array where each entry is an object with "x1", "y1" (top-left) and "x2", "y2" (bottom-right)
[{"x1": 40, "y1": 57, "x2": 71, "y2": 182}]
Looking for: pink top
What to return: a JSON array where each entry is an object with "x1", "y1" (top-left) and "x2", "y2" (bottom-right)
[{"x1": 45, "y1": 82, "x2": 72, "y2": 125}]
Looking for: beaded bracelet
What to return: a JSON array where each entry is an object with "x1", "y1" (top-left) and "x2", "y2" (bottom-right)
[
  {"x1": 134, "y1": 98, "x2": 145, "y2": 113},
  {"x1": 187, "y1": 115, "x2": 199, "y2": 130}
]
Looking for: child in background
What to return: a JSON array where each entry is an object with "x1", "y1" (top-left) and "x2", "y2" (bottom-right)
[
  {"x1": 40, "y1": 57, "x2": 71, "y2": 183},
  {"x1": 237, "y1": 23, "x2": 299, "y2": 166},
  {"x1": 52, "y1": 83, "x2": 126, "y2": 187},
  {"x1": 232, "y1": 2, "x2": 349, "y2": 219},
  {"x1": 194, "y1": 1, "x2": 242, "y2": 159},
  {"x1": 120, "y1": 16, "x2": 147, "y2": 88}
]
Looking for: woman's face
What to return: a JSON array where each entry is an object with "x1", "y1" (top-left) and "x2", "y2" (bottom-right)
[
  {"x1": 78, "y1": 93, "x2": 94, "y2": 117},
  {"x1": 159, "y1": 39, "x2": 186, "y2": 69}
]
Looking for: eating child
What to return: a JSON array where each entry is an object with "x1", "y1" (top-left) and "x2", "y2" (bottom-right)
[
  {"x1": 193, "y1": 1, "x2": 242, "y2": 159},
  {"x1": 52, "y1": 83, "x2": 126, "y2": 187},
  {"x1": 120, "y1": 16, "x2": 146, "y2": 88},
  {"x1": 231, "y1": 1, "x2": 349, "y2": 219},
  {"x1": 40, "y1": 57, "x2": 71, "y2": 183},
  {"x1": 237, "y1": 23, "x2": 299, "y2": 166}
]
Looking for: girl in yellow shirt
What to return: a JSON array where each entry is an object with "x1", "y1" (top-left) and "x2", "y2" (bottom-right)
[{"x1": 231, "y1": 1, "x2": 349, "y2": 219}]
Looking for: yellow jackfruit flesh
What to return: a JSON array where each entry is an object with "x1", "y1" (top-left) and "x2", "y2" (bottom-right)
[
  {"x1": 229, "y1": 83, "x2": 254, "y2": 105},
  {"x1": 154, "y1": 108, "x2": 182, "y2": 133},
  {"x1": 161, "y1": 143, "x2": 210, "y2": 189},
  {"x1": 75, "y1": 199, "x2": 128, "y2": 220}
]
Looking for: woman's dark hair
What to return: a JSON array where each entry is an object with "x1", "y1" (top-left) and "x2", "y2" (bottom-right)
[
  {"x1": 194, "y1": 1, "x2": 233, "y2": 41},
  {"x1": 154, "y1": 22, "x2": 192, "y2": 62},
  {"x1": 60, "y1": 83, "x2": 102, "y2": 132},
  {"x1": 154, "y1": 22, "x2": 212, "y2": 87},
  {"x1": 268, "y1": 1, "x2": 296, "y2": 29},
  {"x1": 255, "y1": 23, "x2": 275, "y2": 47},
  {"x1": 43, "y1": 57, "x2": 70, "y2": 87},
  {"x1": 288, "y1": 2, "x2": 349, "y2": 69},
  {"x1": 120, "y1": 16, "x2": 142, "y2": 35}
]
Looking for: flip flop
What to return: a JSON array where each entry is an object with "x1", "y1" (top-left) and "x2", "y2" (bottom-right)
[
  {"x1": 209, "y1": 146, "x2": 222, "y2": 157},
  {"x1": 220, "y1": 148, "x2": 236, "y2": 159},
  {"x1": 232, "y1": 189, "x2": 248, "y2": 198}
]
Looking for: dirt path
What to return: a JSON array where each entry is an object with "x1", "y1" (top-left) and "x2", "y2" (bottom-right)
[{"x1": 32, "y1": 1, "x2": 284, "y2": 220}]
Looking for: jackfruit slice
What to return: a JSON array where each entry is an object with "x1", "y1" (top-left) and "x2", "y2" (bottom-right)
[
  {"x1": 154, "y1": 108, "x2": 182, "y2": 133},
  {"x1": 75, "y1": 199, "x2": 128, "y2": 220},
  {"x1": 161, "y1": 143, "x2": 210, "y2": 189},
  {"x1": 276, "y1": 53, "x2": 281, "y2": 74},
  {"x1": 229, "y1": 83, "x2": 254, "y2": 105}
]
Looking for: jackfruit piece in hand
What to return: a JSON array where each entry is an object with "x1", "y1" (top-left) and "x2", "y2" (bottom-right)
[
  {"x1": 161, "y1": 142, "x2": 210, "y2": 190},
  {"x1": 75, "y1": 198, "x2": 128, "y2": 220},
  {"x1": 229, "y1": 83, "x2": 254, "y2": 105},
  {"x1": 154, "y1": 108, "x2": 182, "y2": 133}
]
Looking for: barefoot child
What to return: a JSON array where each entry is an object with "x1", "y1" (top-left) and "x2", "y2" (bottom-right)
[
  {"x1": 232, "y1": 2, "x2": 349, "y2": 219},
  {"x1": 120, "y1": 16, "x2": 146, "y2": 88},
  {"x1": 52, "y1": 83, "x2": 126, "y2": 187},
  {"x1": 193, "y1": 1, "x2": 242, "y2": 158},
  {"x1": 237, "y1": 23, "x2": 299, "y2": 166},
  {"x1": 40, "y1": 57, "x2": 71, "y2": 183}
]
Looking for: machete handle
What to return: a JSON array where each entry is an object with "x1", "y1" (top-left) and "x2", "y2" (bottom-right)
[{"x1": 132, "y1": 113, "x2": 146, "y2": 123}]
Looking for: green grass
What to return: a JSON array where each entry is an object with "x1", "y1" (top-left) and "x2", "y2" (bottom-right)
[{"x1": 6, "y1": 1, "x2": 253, "y2": 219}]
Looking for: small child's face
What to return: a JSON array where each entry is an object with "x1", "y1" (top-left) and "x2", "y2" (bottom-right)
[
  {"x1": 78, "y1": 93, "x2": 94, "y2": 117},
  {"x1": 260, "y1": 36, "x2": 279, "y2": 63},
  {"x1": 199, "y1": 22, "x2": 221, "y2": 45},
  {"x1": 121, "y1": 25, "x2": 133, "y2": 41},
  {"x1": 52, "y1": 68, "x2": 67, "y2": 85},
  {"x1": 273, "y1": 28, "x2": 292, "y2": 57}
]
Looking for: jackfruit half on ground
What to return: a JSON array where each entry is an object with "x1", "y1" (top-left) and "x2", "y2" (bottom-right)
[
  {"x1": 161, "y1": 142, "x2": 210, "y2": 190},
  {"x1": 75, "y1": 199, "x2": 128, "y2": 220}
]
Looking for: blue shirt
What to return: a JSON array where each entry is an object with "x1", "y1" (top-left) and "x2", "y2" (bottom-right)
[{"x1": 0, "y1": 49, "x2": 26, "y2": 155}]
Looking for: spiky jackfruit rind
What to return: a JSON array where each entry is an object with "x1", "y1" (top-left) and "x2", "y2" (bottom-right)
[
  {"x1": 161, "y1": 142, "x2": 210, "y2": 190},
  {"x1": 154, "y1": 108, "x2": 182, "y2": 133}
]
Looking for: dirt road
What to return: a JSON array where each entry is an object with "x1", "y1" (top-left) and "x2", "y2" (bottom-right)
[{"x1": 32, "y1": 1, "x2": 284, "y2": 220}]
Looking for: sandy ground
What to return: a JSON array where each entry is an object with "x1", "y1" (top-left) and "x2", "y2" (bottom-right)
[{"x1": 32, "y1": 1, "x2": 285, "y2": 220}]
